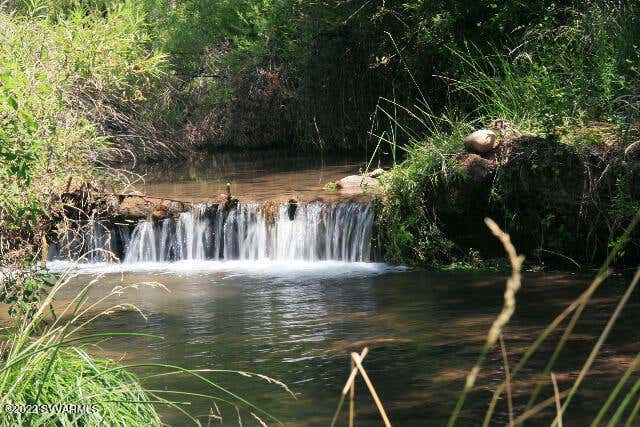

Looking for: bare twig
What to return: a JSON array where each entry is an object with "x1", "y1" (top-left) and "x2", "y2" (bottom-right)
[
  {"x1": 349, "y1": 358, "x2": 356, "y2": 427},
  {"x1": 351, "y1": 351, "x2": 391, "y2": 427},
  {"x1": 330, "y1": 347, "x2": 369, "y2": 427}
]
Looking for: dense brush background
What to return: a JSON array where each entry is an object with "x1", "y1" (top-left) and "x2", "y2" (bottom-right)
[
  {"x1": 1, "y1": 0, "x2": 639, "y2": 267},
  {"x1": 4, "y1": 0, "x2": 638, "y2": 157}
]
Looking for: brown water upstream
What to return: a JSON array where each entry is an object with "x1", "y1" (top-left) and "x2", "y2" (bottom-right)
[{"x1": 130, "y1": 152, "x2": 370, "y2": 202}]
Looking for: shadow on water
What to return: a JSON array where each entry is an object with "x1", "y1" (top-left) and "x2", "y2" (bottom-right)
[{"x1": 48, "y1": 268, "x2": 640, "y2": 426}]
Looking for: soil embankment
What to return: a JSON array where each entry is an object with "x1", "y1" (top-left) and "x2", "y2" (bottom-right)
[{"x1": 420, "y1": 135, "x2": 640, "y2": 266}]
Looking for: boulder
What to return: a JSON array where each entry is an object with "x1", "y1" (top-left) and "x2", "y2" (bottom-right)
[
  {"x1": 368, "y1": 168, "x2": 385, "y2": 178},
  {"x1": 464, "y1": 129, "x2": 498, "y2": 153},
  {"x1": 624, "y1": 141, "x2": 640, "y2": 161},
  {"x1": 117, "y1": 196, "x2": 189, "y2": 220},
  {"x1": 336, "y1": 175, "x2": 379, "y2": 189}
]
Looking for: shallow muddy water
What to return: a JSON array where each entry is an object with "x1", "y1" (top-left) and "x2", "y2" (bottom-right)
[
  {"x1": 130, "y1": 152, "x2": 370, "y2": 202},
  {"x1": 47, "y1": 265, "x2": 640, "y2": 426}
]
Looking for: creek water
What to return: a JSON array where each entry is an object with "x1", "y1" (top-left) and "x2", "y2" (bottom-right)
[
  {"x1": 45, "y1": 267, "x2": 639, "y2": 426},
  {"x1": 45, "y1": 154, "x2": 640, "y2": 426},
  {"x1": 129, "y1": 151, "x2": 368, "y2": 202}
]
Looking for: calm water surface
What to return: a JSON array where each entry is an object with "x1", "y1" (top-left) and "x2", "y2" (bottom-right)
[
  {"x1": 51, "y1": 265, "x2": 639, "y2": 426},
  {"x1": 130, "y1": 152, "x2": 371, "y2": 202}
]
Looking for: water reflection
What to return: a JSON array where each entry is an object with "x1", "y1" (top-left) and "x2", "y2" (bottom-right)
[
  {"x1": 129, "y1": 151, "x2": 369, "y2": 201},
  {"x1": 46, "y1": 269, "x2": 640, "y2": 426}
]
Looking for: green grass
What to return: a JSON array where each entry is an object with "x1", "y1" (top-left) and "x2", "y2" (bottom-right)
[
  {"x1": 372, "y1": 1, "x2": 639, "y2": 267},
  {"x1": 0, "y1": 273, "x2": 165, "y2": 426},
  {"x1": 448, "y1": 1, "x2": 639, "y2": 135},
  {"x1": 373, "y1": 102, "x2": 473, "y2": 265},
  {"x1": 0, "y1": 347, "x2": 161, "y2": 426}
]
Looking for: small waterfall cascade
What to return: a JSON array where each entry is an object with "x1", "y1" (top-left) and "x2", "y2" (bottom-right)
[
  {"x1": 49, "y1": 202, "x2": 376, "y2": 263},
  {"x1": 47, "y1": 213, "x2": 130, "y2": 263}
]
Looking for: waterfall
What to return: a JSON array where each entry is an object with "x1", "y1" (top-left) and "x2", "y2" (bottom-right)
[
  {"x1": 124, "y1": 220, "x2": 157, "y2": 263},
  {"x1": 50, "y1": 214, "x2": 130, "y2": 262},
  {"x1": 49, "y1": 202, "x2": 376, "y2": 263}
]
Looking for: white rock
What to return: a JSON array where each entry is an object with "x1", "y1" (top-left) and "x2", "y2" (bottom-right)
[
  {"x1": 368, "y1": 168, "x2": 385, "y2": 178},
  {"x1": 464, "y1": 129, "x2": 497, "y2": 153},
  {"x1": 624, "y1": 141, "x2": 640, "y2": 160},
  {"x1": 337, "y1": 175, "x2": 379, "y2": 189}
]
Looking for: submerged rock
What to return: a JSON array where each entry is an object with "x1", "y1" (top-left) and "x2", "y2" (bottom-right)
[
  {"x1": 464, "y1": 129, "x2": 498, "y2": 153},
  {"x1": 337, "y1": 175, "x2": 379, "y2": 189}
]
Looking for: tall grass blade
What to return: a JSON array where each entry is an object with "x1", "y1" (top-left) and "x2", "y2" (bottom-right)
[
  {"x1": 551, "y1": 267, "x2": 640, "y2": 426},
  {"x1": 448, "y1": 218, "x2": 524, "y2": 427}
]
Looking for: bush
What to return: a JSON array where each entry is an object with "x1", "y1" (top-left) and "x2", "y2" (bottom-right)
[
  {"x1": 0, "y1": 1, "x2": 167, "y2": 246},
  {"x1": 0, "y1": 2, "x2": 169, "y2": 317},
  {"x1": 375, "y1": 1, "x2": 640, "y2": 266}
]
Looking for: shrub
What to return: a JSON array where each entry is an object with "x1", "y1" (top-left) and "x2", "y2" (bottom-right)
[{"x1": 376, "y1": 1, "x2": 640, "y2": 266}]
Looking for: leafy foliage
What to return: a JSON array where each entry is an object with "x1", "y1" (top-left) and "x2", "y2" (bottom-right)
[
  {"x1": 0, "y1": 72, "x2": 46, "y2": 232},
  {"x1": 1, "y1": 0, "x2": 639, "y2": 269},
  {"x1": 375, "y1": 1, "x2": 640, "y2": 266},
  {"x1": 138, "y1": 0, "x2": 638, "y2": 150},
  {"x1": 0, "y1": 1, "x2": 167, "y2": 316}
]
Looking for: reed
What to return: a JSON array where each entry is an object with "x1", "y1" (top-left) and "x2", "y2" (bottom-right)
[
  {"x1": 444, "y1": 209, "x2": 640, "y2": 426},
  {"x1": 330, "y1": 347, "x2": 391, "y2": 427},
  {"x1": 447, "y1": 218, "x2": 524, "y2": 427}
]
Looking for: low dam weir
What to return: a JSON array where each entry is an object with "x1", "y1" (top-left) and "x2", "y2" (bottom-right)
[{"x1": 49, "y1": 201, "x2": 376, "y2": 263}]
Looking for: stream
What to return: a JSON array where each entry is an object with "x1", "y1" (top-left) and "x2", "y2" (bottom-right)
[{"x1": 44, "y1": 154, "x2": 640, "y2": 426}]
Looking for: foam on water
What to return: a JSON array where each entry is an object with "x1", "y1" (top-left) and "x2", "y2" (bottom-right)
[{"x1": 46, "y1": 259, "x2": 406, "y2": 278}]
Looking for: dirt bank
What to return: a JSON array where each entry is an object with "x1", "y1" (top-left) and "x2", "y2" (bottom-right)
[{"x1": 417, "y1": 135, "x2": 640, "y2": 267}]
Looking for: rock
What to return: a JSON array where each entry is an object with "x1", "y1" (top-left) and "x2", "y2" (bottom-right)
[
  {"x1": 287, "y1": 199, "x2": 297, "y2": 220},
  {"x1": 162, "y1": 200, "x2": 190, "y2": 218},
  {"x1": 368, "y1": 168, "x2": 385, "y2": 178},
  {"x1": 117, "y1": 196, "x2": 188, "y2": 220},
  {"x1": 336, "y1": 175, "x2": 379, "y2": 189},
  {"x1": 625, "y1": 141, "x2": 640, "y2": 160},
  {"x1": 464, "y1": 129, "x2": 498, "y2": 153},
  {"x1": 117, "y1": 196, "x2": 151, "y2": 218},
  {"x1": 460, "y1": 154, "x2": 496, "y2": 183}
]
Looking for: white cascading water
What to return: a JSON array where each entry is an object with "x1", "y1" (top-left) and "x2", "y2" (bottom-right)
[
  {"x1": 124, "y1": 220, "x2": 157, "y2": 263},
  {"x1": 52, "y1": 202, "x2": 375, "y2": 263}
]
